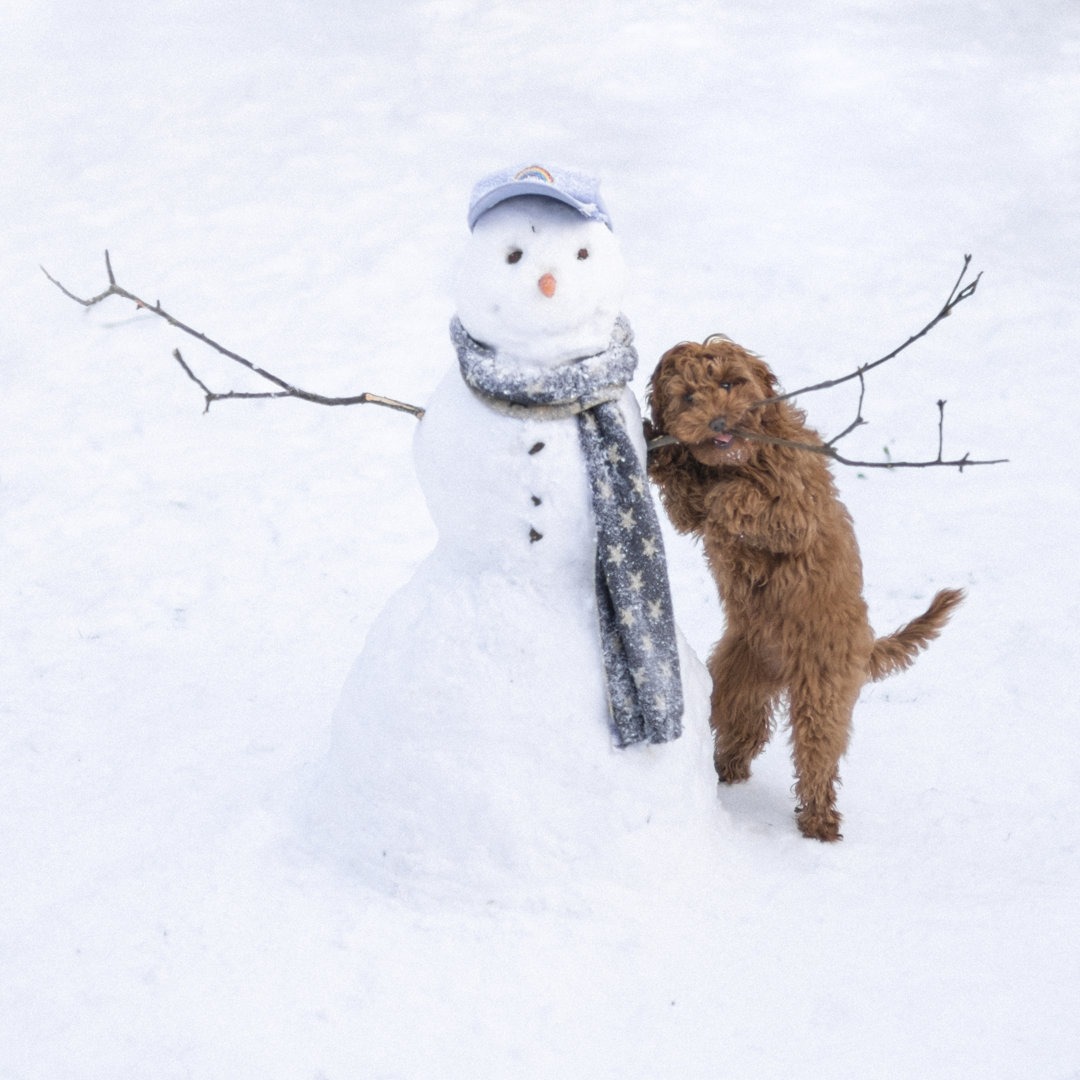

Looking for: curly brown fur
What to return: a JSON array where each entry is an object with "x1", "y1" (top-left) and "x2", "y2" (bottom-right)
[{"x1": 646, "y1": 338, "x2": 964, "y2": 841}]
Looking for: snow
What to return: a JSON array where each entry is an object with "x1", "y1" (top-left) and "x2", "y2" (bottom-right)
[{"x1": 2, "y1": 2, "x2": 1078, "y2": 1078}]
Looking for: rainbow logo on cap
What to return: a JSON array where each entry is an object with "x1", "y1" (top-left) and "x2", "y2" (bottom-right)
[{"x1": 513, "y1": 165, "x2": 554, "y2": 184}]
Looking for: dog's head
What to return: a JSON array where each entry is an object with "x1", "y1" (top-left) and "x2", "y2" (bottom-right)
[{"x1": 647, "y1": 336, "x2": 784, "y2": 468}]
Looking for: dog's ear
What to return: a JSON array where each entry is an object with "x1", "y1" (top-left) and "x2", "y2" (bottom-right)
[
  {"x1": 746, "y1": 354, "x2": 807, "y2": 438},
  {"x1": 645, "y1": 359, "x2": 667, "y2": 431},
  {"x1": 747, "y1": 354, "x2": 781, "y2": 399},
  {"x1": 646, "y1": 343, "x2": 695, "y2": 430}
]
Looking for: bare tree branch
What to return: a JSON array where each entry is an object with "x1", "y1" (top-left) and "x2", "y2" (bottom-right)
[
  {"x1": 647, "y1": 427, "x2": 1004, "y2": 470},
  {"x1": 721, "y1": 420, "x2": 1004, "y2": 471},
  {"x1": 649, "y1": 254, "x2": 1004, "y2": 471},
  {"x1": 41, "y1": 252, "x2": 425, "y2": 418},
  {"x1": 762, "y1": 254, "x2": 982, "y2": 408},
  {"x1": 825, "y1": 369, "x2": 869, "y2": 447}
]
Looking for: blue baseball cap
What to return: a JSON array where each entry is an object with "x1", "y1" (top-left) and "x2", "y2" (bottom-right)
[{"x1": 467, "y1": 163, "x2": 613, "y2": 231}]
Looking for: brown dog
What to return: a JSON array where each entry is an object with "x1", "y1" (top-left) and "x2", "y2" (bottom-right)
[{"x1": 646, "y1": 336, "x2": 963, "y2": 840}]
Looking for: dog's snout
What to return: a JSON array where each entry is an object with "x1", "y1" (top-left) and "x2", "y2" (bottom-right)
[{"x1": 709, "y1": 417, "x2": 728, "y2": 433}]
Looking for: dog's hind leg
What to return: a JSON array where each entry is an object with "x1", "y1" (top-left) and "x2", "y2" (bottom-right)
[
  {"x1": 708, "y1": 633, "x2": 782, "y2": 784},
  {"x1": 788, "y1": 678, "x2": 857, "y2": 842}
]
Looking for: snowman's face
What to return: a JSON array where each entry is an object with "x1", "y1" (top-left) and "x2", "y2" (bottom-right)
[{"x1": 454, "y1": 195, "x2": 628, "y2": 367}]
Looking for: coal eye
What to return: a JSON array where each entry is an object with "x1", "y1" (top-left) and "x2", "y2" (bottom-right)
[
  {"x1": 506, "y1": 249, "x2": 523, "y2": 264},
  {"x1": 577, "y1": 248, "x2": 589, "y2": 260}
]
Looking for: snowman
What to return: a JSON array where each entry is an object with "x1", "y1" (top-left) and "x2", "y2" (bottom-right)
[{"x1": 312, "y1": 165, "x2": 719, "y2": 893}]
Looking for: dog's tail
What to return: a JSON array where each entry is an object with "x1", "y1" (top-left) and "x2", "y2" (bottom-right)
[{"x1": 867, "y1": 588, "x2": 965, "y2": 682}]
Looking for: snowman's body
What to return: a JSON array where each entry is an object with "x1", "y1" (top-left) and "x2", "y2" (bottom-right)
[{"x1": 315, "y1": 195, "x2": 719, "y2": 893}]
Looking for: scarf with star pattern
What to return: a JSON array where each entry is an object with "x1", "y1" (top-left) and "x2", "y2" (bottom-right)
[{"x1": 451, "y1": 315, "x2": 683, "y2": 747}]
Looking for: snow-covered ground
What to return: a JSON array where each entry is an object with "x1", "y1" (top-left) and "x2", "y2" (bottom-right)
[{"x1": 2, "y1": 2, "x2": 1078, "y2": 1077}]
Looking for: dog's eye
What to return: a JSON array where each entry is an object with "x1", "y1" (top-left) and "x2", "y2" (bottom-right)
[
  {"x1": 682, "y1": 392, "x2": 695, "y2": 405},
  {"x1": 577, "y1": 248, "x2": 589, "y2": 260},
  {"x1": 719, "y1": 382, "x2": 733, "y2": 391},
  {"x1": 506, "y1": 249, "x2": 523, "y2": 264}
]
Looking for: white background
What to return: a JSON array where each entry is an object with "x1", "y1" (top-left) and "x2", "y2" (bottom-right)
[{"x1": 2, "y1": 2, "x2": 1077, "y2": 1077}]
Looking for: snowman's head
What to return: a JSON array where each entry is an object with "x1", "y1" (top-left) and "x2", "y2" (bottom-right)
[{"x1": 454, "y1": 196, "x2": 628, "y2": 368}]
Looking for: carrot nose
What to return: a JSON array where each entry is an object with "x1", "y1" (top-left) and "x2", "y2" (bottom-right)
[{"x1": 538, "y1": 273, "x2": 556, "y2": 298}]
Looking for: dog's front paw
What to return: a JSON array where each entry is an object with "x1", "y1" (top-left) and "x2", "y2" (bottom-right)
[{"x1": 703, "y1": 480, "x2": 769, "y2": 535}]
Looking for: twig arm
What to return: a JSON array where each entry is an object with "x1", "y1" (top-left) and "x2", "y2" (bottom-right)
[
  {"x1": 826, "y1": 369, "x2": 868, "y2": 446},
  {"x1": 763, "y1": 254, "x2": 982, "y2": 407},
  {"x1": 647, "y1": 428, "x2": 1006, "y2": 471},
  {"x1": 42, "y1": 252, "x2": 425, "y2": 418},
  {"x1": 647, "y1": 254, "x2": 997, "y2": 470},
  {"x1": 722, "y1": 426, "x2": 1006, "y2": 472}
]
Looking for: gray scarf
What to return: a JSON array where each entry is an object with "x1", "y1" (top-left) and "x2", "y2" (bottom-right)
[{"x1": 451, "y1": 315, "x2": 683, "y2": 747}]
